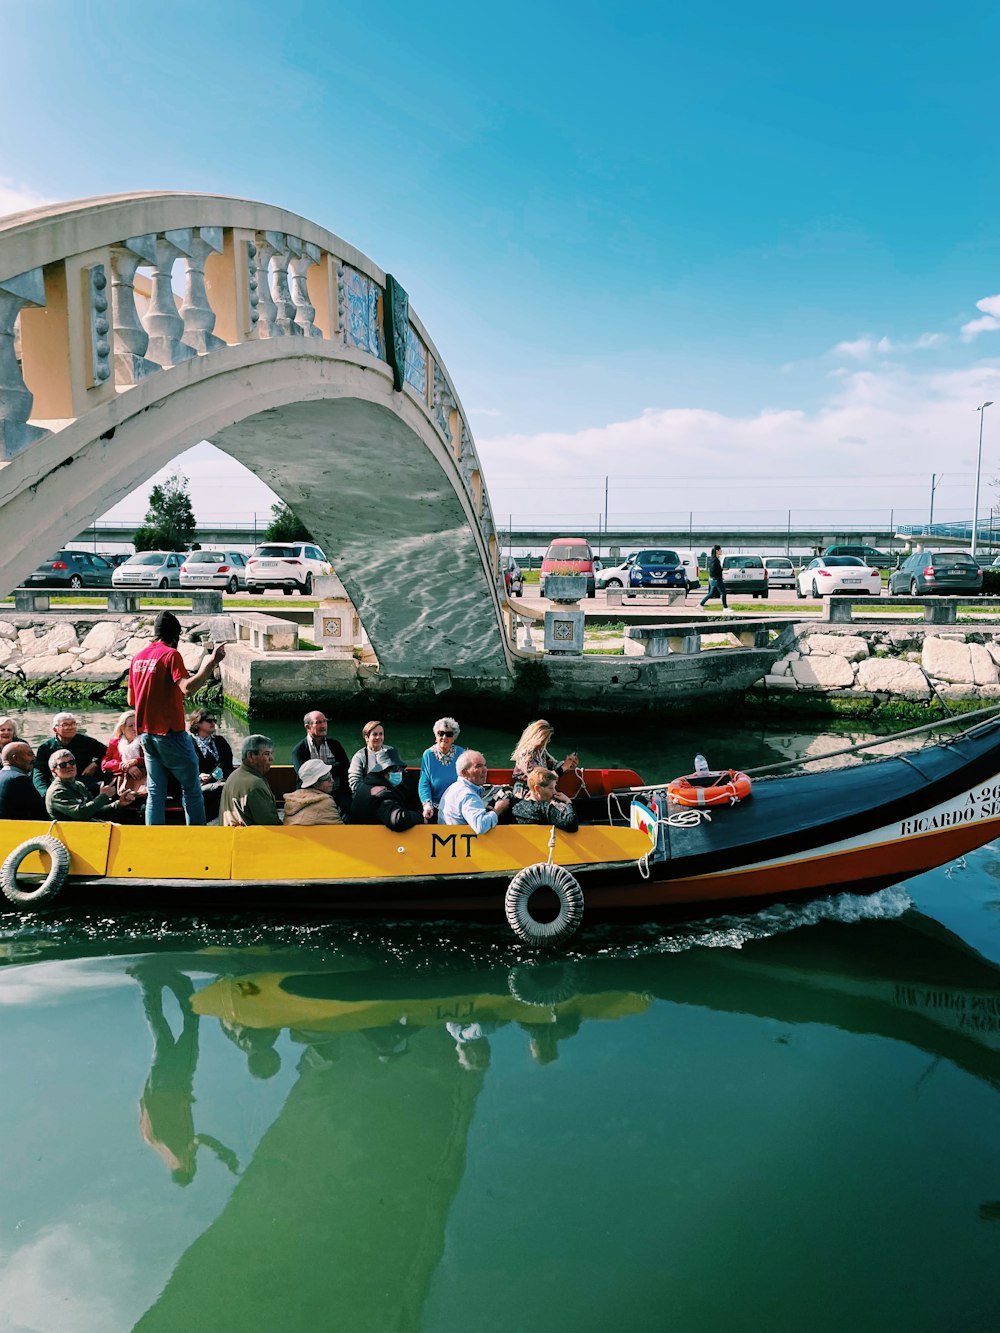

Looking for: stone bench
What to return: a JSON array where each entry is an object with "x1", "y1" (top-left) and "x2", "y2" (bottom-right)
[
  {"x1": 231, "y1": 611, "x2": 299, "y2": 652},
  {"x1": 824, "y1": 596, "x2": 1000, "y2": 625},
  {"x1": 11, "y1": 587, "x2": 223, "y2": 614},
  {"x1": 606, "y1": 587, "x2": 686, "y2": 608},
  {"x1": 624, "y1": 619, "x2": 779, "y2": 657}
]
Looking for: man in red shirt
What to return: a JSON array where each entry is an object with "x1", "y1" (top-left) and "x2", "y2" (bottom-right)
[{"x1": 128, "y1": 611, "x2": 226, "y2": 825}]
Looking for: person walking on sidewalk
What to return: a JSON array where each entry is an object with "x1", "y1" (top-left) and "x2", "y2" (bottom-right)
[
  {"x1": 128, "y1": 611, "x2": 226, "y2": 826},
  {"x1": 700, "y1": 545, "x2": 728, "y2": 609}
]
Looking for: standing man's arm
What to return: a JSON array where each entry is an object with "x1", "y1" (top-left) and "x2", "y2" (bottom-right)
[{"x1": 179, "y1": 644, "x2": 226, "y2": 698}]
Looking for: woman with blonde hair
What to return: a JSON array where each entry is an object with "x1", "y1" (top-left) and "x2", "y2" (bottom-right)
[
  {"x1": 101, "y1": 709, "x2": 147, "y2": 798},
  {"x1": 510, "y1": 719, "x2": 578, "y2": 801}
]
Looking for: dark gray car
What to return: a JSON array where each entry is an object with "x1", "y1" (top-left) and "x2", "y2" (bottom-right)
[
  {"x1": 889, "y1": 550, "x2": 983, "y2": 596},
  {"x1": 24, "y1": 549, "x2": 115, "y2": 589}
]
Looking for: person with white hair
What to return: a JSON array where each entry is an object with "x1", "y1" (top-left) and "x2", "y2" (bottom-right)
[
  {"x1": 418, "y1": 716, "x2": 466, "y2": 823},
  {"x1": 32, "y1": 711, "x2": 107, "y2": 799},
  {"x1": 437, "y1": 751, "x2": 510, "y2": 833}
]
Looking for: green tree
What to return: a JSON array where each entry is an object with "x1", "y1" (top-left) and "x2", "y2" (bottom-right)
[
  {"x1": 263, "y1": 501, "x2": 313, "y2": 542},
  {"x1": 134, "y1": 470, "x2": 197, "y2": 552}
]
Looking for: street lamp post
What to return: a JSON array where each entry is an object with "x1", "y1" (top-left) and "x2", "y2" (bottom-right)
[{"x1": 972, "y1": 401, "x2": 995, "y2": 558}]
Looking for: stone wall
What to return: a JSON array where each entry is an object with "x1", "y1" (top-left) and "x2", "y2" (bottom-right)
[
  {"x1": 0, "y1": 612, "x2": 228, "y2": 704},
  {"x1": 761, "y1": 625, "x2": 1000, "y2": 708}
]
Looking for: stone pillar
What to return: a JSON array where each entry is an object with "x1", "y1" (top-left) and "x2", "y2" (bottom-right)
[
  {"x1": 271, "y1": 236, "x2": 303, "y2": 336},
  {"x1": 111, "y1": 235, "x2": 161, "y2": 383},
  {"x1": 0, "y1": 268, "x2": 48, "y2": 459},
  {"x1": 179, "y1": 227, "x2": 226, "y2": 354},
  {"x1": 289, "y1": 242, "x2": 322, "y2": 336},
  {"x1": 143, "y1": 231, "x2": 195, "y2": 366},
  {"x1": 313, "y1": 573, "x2": 362, "y2": 657},
  {"x1": 251, "y1": 231, "x2": 282, "y2": 338}
]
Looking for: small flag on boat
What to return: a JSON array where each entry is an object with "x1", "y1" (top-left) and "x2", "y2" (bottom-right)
[{"x1": 630, "y1": 798, "x2": 657, "y2": 838}]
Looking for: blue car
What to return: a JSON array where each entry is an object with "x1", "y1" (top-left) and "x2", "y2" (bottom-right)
[{"x1": 625, "y1": 548, "x2": 687, "y2": 595}]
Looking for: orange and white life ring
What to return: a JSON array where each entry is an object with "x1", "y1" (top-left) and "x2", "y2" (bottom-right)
[{"x1": 666, "y1": 770, "x2": 752, "y2": 808}]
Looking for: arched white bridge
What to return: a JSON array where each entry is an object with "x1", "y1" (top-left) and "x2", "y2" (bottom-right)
[{"x1": 0, "y1": 192, "x2": 512, "y2": 679}]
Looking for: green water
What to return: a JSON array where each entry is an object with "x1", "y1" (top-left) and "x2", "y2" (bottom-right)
[{"x1": 1, "y1": 708, "x2": 999, "y2": 1332}]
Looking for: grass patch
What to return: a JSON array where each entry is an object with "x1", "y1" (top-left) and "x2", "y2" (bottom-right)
[
  {"x1": 297, "y1": 637, "x2": 322, "y2": 651},
  {"x1": 584, "y1": 646, "x2": 625, "y2": 655}
]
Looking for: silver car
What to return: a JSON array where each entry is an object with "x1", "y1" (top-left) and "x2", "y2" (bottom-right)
[
  {"x1": 179, "y1": 550, "x2": 248, "y2": 593},
  {"x1": 112, "y1": 551, "x2": 186, "y2": 589}
]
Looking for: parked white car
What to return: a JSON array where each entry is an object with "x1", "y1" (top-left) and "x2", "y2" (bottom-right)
[
  {"x1": 112, "y1": 551, "x2": 186, "y2": 589},
  {"x1": 763, "y1": 556, "x2": 797, "y2": 589},
  {"x1": 179, "y1": 550, "x2": 249, "y2": 593},
  {"x1": 245, "y1": 542, "x2": 331, "y2": 595},
  {"x1": 596, "y1": 556, "x2": 634, "y2": 589},
  {"x1": 797, "y1": 556, "x2": 881, "y2": 599}
]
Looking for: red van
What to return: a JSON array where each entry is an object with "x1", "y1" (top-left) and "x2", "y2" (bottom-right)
[{"x1": 540, "y1": 537, "x2": 596, "y2": 598}]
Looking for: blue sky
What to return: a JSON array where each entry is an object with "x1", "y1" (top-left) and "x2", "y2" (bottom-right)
[{"x1": 2, "y1": 0, "x2": 999, "y2": 533}]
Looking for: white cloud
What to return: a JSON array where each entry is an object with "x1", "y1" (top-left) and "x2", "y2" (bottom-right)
[
  {"x1": 831, "y1": 336, "x2": 874, "y2": 359},
  {"x1": 476, "y1": 360, "x2": 1000, "y2": 525},
  {"x1": 829, "y1": 331, "x2": 945, "y2": 359},
  {"x1": 960, "y1": 295, "x2": 1000, "y2": 342},
  {"x1": 961, "y1": 315, "x2": 1000, "y2": 342},
  {"x1": 0, "y1": 178, "x2": 52, "y2": 219}
]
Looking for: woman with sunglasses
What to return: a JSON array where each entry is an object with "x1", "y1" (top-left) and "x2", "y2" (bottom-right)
[
  {"x1": 188, "y1": 709, "x2": 235, "y2": 822},
  {"x1": 418, "y1": 717, "x2": 466, "y2": 823}
]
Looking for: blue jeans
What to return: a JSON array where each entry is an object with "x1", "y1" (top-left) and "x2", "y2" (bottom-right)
[
  {"x1": 700, "y1": 577, "x2": 728, "y2": 608},
  {"x1": 141, "y1": 731, "x2": 206, "y2": 826}
]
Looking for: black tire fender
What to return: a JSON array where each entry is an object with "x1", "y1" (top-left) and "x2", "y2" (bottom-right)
[
  {"x1": 1, "y1": 835, "x2": 70, "y2": 906},
  {"x1": 505, "y1": 864, "x2": 584, "y2": 946}
]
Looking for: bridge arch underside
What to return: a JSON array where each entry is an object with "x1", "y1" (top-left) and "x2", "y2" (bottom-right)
[
  {"x1": 0, "y1": 354, "x2": 510, "y2": 679},
  {"x1": 211, "y1": 400, "x2": 508, "y2": 677}
]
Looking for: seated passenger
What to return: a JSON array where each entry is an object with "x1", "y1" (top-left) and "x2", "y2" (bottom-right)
[
  {"x1": 283, "y1": 759, "x2": 345, "y2": 826},
  {"x1": 348, "y1": 721, "x2": 421, "y2": 832},
  {"x1": 419, "y1": 716, "x2": 466, "y2": 823},
  {"x1": 44, "y1": 749, "x2": 138, "y2": 821},
  {"x1": 512, "y1": 768, "x2": 579, "y2": 832},
  {"x1": 33, "y1": 712, "x2": 107, "y2": 798},
  {"x1": 220, "y1": 735, "x2": 280, "y2": 827},
  {"x1": 438, "y1": 751, "x2": 510, "y2": 833},
  {"x1": 510, "y1": 719, "x2": 579, "y2": 800},
  {"x1": 188, "y1": 709, "x2": 235, "y2": 823},
  {"x1": 102, "y1": 710, "x2": 148, "y2": 801},
  {"x1": 0, "y1": 741, "x2": 47, "y2": 820},
  {"x1": 0, "y1": 717, "x2": 23, "y2": 748},
  {"x1": 292, "y1": 711, "x2": 350, "y2": 815}
]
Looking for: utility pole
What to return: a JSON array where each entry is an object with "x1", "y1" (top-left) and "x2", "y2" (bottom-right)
[
  {"x1": 928, "y1": 473, "x2": 942, "y2": 531},
  {"x1": 603, "y1": 476, "x2": 608, "y2": 535},
  {"x1": 973, "y1": 402, "x2": 994, "y2": 559}
]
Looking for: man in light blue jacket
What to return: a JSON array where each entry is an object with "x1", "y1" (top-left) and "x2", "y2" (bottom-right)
[{"x1": 438, "y1": 751, "x2": 510, "y2": 833}]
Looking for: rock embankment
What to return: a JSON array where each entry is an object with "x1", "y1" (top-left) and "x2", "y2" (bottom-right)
[
  {"x1": 0, "y1": 614, "x2": 232, "y2": 703},
  {"x1": 763, "y1": 626, "x2": 1000, "y2": 704}
]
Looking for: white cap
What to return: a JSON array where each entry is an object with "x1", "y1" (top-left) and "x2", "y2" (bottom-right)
[{"x1": 298, "y1": 757, "x2": 332, "y2": 788}]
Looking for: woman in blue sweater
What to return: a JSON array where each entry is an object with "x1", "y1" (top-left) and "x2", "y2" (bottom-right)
[{"x1": 419, "y1": 717, "x2": 466, "y2": 822}]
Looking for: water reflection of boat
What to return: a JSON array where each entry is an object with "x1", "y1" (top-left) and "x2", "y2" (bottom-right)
[
  {"x1": 4, "y1": 717, "x2": 1000, "y2": 925},
  {"x1": 128, "y1": 912, "x2": 1000, "y2": 1331}
]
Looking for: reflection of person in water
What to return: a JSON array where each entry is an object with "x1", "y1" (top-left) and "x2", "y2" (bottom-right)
[
  {"x1": 131, "y1": 962, "x2": 240, "y2": 1186},
  {"x1": 446, "y1": 1020, "x2": 498, "y2": 1072},
  {"x1": 220, "y1": 1020, "x2": 282, "y2": 1080},
  {"x1": 523, "y1": 1010, "x2": 584, "y2": 1066}
]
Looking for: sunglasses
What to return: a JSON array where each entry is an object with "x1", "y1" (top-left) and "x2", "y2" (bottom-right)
[
  {"x1": 436, "y1": 730, "x2": 455, "y2": 738},
  {"x1": 54, "y1": 761, "x2": 76, "y2": 770}
]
